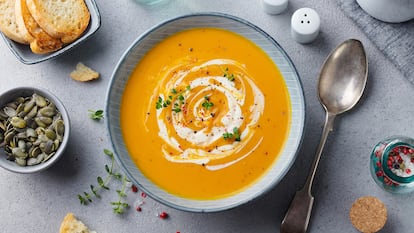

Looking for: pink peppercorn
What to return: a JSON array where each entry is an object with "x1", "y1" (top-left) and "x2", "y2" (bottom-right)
[
  {"x1": 159, "y1": 212, "x2": 168, "y2": 219},
  {"x1": 131, "y1": 185, "x2": 138, "y2": 193}
]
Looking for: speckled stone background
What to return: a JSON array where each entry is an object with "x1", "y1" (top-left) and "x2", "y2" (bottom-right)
[{"x1": 1, "y1": 0, "x2": 413, "y2": 232}]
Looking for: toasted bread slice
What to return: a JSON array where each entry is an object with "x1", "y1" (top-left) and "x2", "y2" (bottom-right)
[
  {"x1": 0, "y1": 0, "x2": 31, "y2": 44},
  {"x1": 26, "y1": 0, "x2": 90, "y2": 44},
  {"x1": 59, "y1": 213, "x2": 97, "y2": 233},
  {"x1": 15, "y1": 0, "x2": 62, "y2": 54}
]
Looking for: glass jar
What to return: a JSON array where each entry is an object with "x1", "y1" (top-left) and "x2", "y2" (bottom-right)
[{"x1": 370, "y1": 136, "x2": 414, "y2": 194}]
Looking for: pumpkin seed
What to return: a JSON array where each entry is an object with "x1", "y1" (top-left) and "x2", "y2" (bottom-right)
[
  {"x1": 0, "y1": 93, "x2": 65, "y2": 166},
  {"x1": 10, "y1": 116, "x2": 26, "y2": 128}
]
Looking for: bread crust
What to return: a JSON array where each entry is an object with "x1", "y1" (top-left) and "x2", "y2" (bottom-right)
[
  {"x1": 59, "y1": 213, "x2": 96, "y2": 233},
  {"x1": 15, "y1": 0, "x2": 62, "y2": 54},
  {"x1": 26, "y1": 0, "x2": 90, "y2": 43},
  {"x1": 70, "y1": 62, "x2": 100, "y2": 82},
  {"x1": 0, "y1": 0, "x2": 31, "y2": 44}
]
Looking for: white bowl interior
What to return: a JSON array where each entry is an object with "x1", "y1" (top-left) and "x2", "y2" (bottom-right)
[
  {"x1": 0, "y1": 87, "x2": 70, "y2": 173},
  {"x1": 106, "y1": 13, "x2": 305, "y2": 212}
]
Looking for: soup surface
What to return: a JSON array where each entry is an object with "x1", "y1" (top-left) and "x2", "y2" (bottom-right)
[{"x1": 121, "y1": 28, "x2": 291, "y2": 200}]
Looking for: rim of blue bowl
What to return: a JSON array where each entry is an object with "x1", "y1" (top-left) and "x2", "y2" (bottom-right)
[
  {"x1": 0, "y1": 86, "x2": 70, "y2": 173},
  {"x1": 106, "y1": 12, "x2": 306, "y2": 212}
]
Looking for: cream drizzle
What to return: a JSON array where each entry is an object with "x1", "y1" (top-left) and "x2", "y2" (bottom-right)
[{"x1": 153, "y1": 59, "x2": 265, "y2": 171}]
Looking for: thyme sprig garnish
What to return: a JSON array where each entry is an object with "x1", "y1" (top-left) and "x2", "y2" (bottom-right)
[
  {"x1": 77, "y1": 149, "x2": 129, "y2": 214},
  {"x1": 155, "y1": 86, "x2": 190, "y2": 112},
  {"x1": 223, "y1": 127, "x2": 241, "y2": 141},
  {"x1": 223, "y1": 67, "x2": 235, "y2": 81},
  {"x1": 88, "y1": 109, "x2": 104, "y2": 120},
  {"x1": 202, "y1": 96, "x2": 214, "y2": 110},
  {"x1": 111, "y1": 175, "x2": 130, "y2": 214}
]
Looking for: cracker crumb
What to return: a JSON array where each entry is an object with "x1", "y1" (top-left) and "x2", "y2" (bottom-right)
[
  {"x1": 349, "y1": 196, "x2": 387, "y2": 233},
  {"x1": 59, "y1": 213, "x2": 97, "y2": 233},
  {"x1": 70, "y1": 62, "x2": 100, "y2": 82}
]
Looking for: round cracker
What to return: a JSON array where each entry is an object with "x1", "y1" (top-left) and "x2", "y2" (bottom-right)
[{"x1": 349, "y1": 196, "x2": 387, "y2": 233}]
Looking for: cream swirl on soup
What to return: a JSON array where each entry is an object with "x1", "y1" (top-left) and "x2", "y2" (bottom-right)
[{"x1": 147, "y1": 58, "x2": 264, "y2": 171}]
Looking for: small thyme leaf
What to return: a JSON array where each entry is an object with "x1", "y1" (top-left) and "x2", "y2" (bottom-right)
[
  {"x1": 88, "y1": 109, "x2": 104, "y2": 120},
  {"x1": 97, "y1": 176, "x2": 110, "y2": 190},
  {"x1": 202, "y1": 96, "x2": 214, "y2": 110},
  {"x1": 77, "y1": 149, "x2": 130, "y2": 214},
  {"x1": 223, "y1": 67, "x2": 236, "y2": 81},
  {"x1": 233, "y1": 127, "x2": 241, "y2": 141},
  {"x1": 78, "y1": 195, "x2": 86, "y2": 205},
  {"x1": 223, "y1": 127, "x2": 242, "y2": 141},
  {"x1": 223, "y1": 132, "x2": 233, "y2": 140},
  {"x1": 104, "y1": 149, "x2": 113, "y2": 158}
]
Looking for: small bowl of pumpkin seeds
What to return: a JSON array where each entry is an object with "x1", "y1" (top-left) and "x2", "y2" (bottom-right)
[{"x1": 0, "y1": 87, "x2": 70, "y2": 173}]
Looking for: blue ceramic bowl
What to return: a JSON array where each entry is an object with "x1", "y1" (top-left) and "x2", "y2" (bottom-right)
[
  {"x1": 0, "y1": 86, "x2": 70, "y2": 173},
  {"x1": 106, "y1": 13, "x2": 305, "y2": 212}
]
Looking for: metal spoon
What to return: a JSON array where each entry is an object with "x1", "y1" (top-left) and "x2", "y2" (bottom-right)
[{"x1": 280, "y1": 39, "x2": 368, "y2": 233}]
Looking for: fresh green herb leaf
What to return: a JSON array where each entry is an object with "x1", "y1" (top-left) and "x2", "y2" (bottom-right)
[
  {"x1": 222, "y1": 127, "x2": 242, "y2": 141},
  {"x1": 111, "y1": 175, "x2": 130, "y2": 214},
  {"x1": 104, "y1": 149, "x2": 113, "y2": 158},
  {"x1": 156, "y1": 97, "x2": 163, "y2": 109},
  {"x1": 171, "y1": 88, "x2": 177, "y2": 94},
  {"x1": 78, "y1": 194, "x2": 88, "y2": 205},
  {"x1": 202, "y1": 96, "x2": 214, "y2": 110},
  {"x1": 156, "y1": 95, "x2": 174, "y2": 110},
  {"x1": 172, "y1": 108, "x2": 181, "y2": 113},
  {"x1": 186, "y1": 85, "x2": 191, "y2": 91},
  {"x1": 223, "y1": 67, "x2": 236, "y2": 81},
  {"x1": 97, "y1": 176, "x2": 109, "y2": 190},
  {"x1": 233, "y1": 127, "x2": 241, "y2": 141},
  {"x1": 77, "y1": 149, "x2": 131, "y2": 214},
  {"x1": 223, "y1": 132, "x2": 233, "y2": 140},
  {"x1": 88, "y1": 109, "x2": 104, "y2": 120}
]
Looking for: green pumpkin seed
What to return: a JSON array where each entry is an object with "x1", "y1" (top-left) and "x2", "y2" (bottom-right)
[
  {"x1": 10, "y1": 116, "x2": 26, "y2": 128},
  {"x1": 45, "y1": 129, "x2": 56, "y2": 140},
  {"x1": 39, "y1": 106, "x2": 56, "y2": 117},
  {"x1": 23, "y1": 99, "x2": 35, "y2": 113},
  {"x1": 3, "y1": 106, "x2": 16, "y2": 117},
  {"x1": 0, "y1": 93, "x2": 65, "y2": 166},
  {"x1": 12, "y1": 147, "x2": 27, "y2": 158},
  {"x1": 34, "y1": 94, "x2": 47, "y2": 107},
  {"x1": 15, "y1": 157, "x2": 26, "y2": 166}
]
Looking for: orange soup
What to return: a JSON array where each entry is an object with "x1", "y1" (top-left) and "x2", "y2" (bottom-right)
[{"x1": 121, "y1": 28, "x2": 291, "y2": 200}]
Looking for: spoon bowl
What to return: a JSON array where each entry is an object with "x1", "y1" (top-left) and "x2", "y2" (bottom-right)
[
  {"x1": 281, "y1": 39, "x2": 367, "y2": 233},
  {"x1": 318, "y1": 40, "x2": 368, "y2": 114}
]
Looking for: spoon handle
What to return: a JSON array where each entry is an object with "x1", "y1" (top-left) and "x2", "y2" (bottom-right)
[
  {"x1": 280, "y1": 112, "x2": 336, "y2": 233},
  {"x1": 280, "y1": 188, "x2": 314, "y2": 233}
]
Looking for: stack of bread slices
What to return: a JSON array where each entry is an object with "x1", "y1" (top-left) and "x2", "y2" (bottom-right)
[{"x1": 0, "y1": 0, "x2": 90, "y2": 54}]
